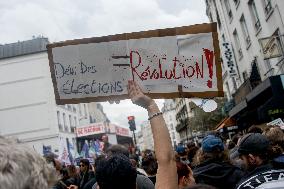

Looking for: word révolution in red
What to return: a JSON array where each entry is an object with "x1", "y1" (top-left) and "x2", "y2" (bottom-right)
[{"x1": 129, "y1": 48, "x2": 214, "y2": 88}]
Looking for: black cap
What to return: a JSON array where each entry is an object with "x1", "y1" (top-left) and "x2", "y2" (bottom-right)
[{"x1": 238, "y1": 133, "x2": 269, "y2": 155}]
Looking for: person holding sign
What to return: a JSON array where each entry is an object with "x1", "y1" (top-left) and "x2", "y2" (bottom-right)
[{"x1": 128, "y1": 80, "x2": 178, "y2": 189}]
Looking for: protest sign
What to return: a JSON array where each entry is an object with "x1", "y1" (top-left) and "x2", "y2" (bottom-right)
[{"x1": 47, "y1": 23, "x2": 223, "y2": 104}]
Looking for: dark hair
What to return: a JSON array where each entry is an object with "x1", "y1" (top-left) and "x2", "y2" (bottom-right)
[
  {"x1": 106, "y1": 144, "x2": 129, "y2": 157},
  {"x1": 94, "y1": 155, "x2": 106, "y2": 167},
  {"x1": 95, "y1": 154, "x2": 137, "y2": 189},
  {"x1": 142, "y1": 155, "x2": 158, "y2": 176},
  {"x1": 80, "y1": 159, "x2": 90, "y2": 167},
  {"x1": 247, "y1": 126, "x2": 262, "y2": 134},
  {"x1": 176, "y1": 161, "x2": 190, "y2": 184}
]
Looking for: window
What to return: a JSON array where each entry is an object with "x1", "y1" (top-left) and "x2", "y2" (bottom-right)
[
  {"x1": 69, "y1": 115, "x2": 72, "y2": 127},
  {"x1": 216, "y1": 8, "x2": 222, "y2": 28},
  {"x1": 84, "y1": 104, "x2": 87, "y2": 116},
  {"x1": 248, "y1": 0, "x2": 261, "y2": 31},
  {"x1": 225, "y1": 82, "x2": 231, "y2": 97},
  {"x1": 73, "y1": 106, "x2": 76, "y2": 113},
  {"x1": 242, "y1": 71, "x2": 248, "y2": 81},
  {"x1": 170, "y1": 124, "x2": 174, "y2": 130},
  {"x1": 74, "y1": 117, "x2": 77, "y2": 127},
  {"x1": 224, "y1": 0, "x2": 233, "y2": 20},
  {"x1": 67, "y1": 105, "x2": 72, "y2": 111},
  {"x1": 233, "y1": 29, "x2": 243, "y2": 59},
  {"x1": 57, "y1": 111, "x2": 63, "y2": 131},
  {"x1": 222, "y1": 34, "x2": 226, "y2": 42},
  {"x1": 240, "y1": 15, "x2": 251, "y2": 47},
  {"x1": 263, "y1": 0, "x2": 272, "y2": 15},
  {"x1": 63, "y1": 113, "x2": 68, "y2": 132}
]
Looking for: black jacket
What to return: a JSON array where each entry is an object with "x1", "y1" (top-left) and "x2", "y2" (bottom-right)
[
  {"x1": 235, "y1": 163, "x2": 284, "y2": 189},
  {"x1": 79, "y1": 171, "x2": 95, "y2": 189},
  {"x1": 193, "y1": 159, "x2": 244, "y2": 189}
]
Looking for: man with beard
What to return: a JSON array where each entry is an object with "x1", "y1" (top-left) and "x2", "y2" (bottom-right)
[{"x1": 235, "y1": 133, "x2": 284, "y2": 189}]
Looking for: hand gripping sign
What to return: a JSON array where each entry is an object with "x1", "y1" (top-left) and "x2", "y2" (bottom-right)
[{"x1": 47, "y1": 23, "x2": 223, "y2": 104}]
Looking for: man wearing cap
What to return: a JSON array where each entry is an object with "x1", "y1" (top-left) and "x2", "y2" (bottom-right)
[
  {"x1": 193, "y1": 134, "x2": 244, "y2": 189},
  {"x1": 235, "y1": 133, "x2": 284, "y2": 189}
]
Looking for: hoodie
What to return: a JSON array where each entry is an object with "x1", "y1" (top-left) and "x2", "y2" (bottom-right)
[{"x1": 193, "y1": 159, "x2": 244, "y2": 189}]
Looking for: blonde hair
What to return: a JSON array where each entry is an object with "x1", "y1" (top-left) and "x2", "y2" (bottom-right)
[{"x1": 0, "y1": 136, "x2": 56, "y2": 189}]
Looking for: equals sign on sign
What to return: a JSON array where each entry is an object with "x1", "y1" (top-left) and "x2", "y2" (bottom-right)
[{"x1": 112, "y1": 55, "x2": 130, "y2": 67}]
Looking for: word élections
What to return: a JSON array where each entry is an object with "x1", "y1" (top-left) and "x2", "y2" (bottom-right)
[
  {"x1": 62, "y1": 79, "x2": 123, "y2": 95},
  {"x1": 130, "y1": 48, "x2": 214, "y2": 88}
]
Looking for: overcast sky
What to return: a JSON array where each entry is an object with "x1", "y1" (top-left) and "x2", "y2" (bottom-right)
[{"x1": 0, "y1": 0, "x2": 208, "y2": 128}]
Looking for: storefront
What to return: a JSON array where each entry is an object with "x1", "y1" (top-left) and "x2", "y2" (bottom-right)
[
  {"x1": 76, "y1": 122, "x2": 133, "y2": 153},
  {"x1": 229, "y1": 74, "x2": 284, "y2": 130}
]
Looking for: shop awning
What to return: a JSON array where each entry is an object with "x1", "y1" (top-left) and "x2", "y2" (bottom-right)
[{"x1": 215, "y1": 117, "x2": 236, "y2": 131}]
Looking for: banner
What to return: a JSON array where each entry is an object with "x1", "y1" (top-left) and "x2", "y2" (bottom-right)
[
  {"x1": 47, "y1": 23, "x2": 223, "y2": 104},
  {"x1": 76, "y1": 122, "x2": 105, "y2": 137}
]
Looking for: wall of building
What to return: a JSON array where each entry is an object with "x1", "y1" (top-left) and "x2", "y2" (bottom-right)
[
  {"x1": 162, "y1": 99, "x2": 180, "y2": 147},
  {"x1": 0, "y1": 39, "x2": 82, "y2": 155},
  {"x1": 206, "y1": 0, "x2": 284, "y2": 99}
]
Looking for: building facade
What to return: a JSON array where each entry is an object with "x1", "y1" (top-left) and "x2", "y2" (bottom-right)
[
  {"x1": 139, "y1": 121, "x2": 154, "y2": 151},
  {"x1": 0, "y1": 38, "x2": 106, "y2": 156},
  {"x1": 174, "y1": 98, "x2": 194, "y2": 143},
  {"x1": 206, "y1": 0, "x2": 284, "y2": 99},
  {"x1": 162, "y1": 99, "x2": 180, "y2": 147},
  {"x1": 205, "y1": 0, "x2": 284, "y2": 129}
]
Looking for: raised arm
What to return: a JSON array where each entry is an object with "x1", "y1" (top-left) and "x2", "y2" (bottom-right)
[{"x1": 128, "y1": 80, "x2": 177, "y2": 189}]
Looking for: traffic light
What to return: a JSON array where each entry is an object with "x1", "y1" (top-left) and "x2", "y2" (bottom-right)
[{"x1": 127, "y1": 116, "x2": 136, "y2": 131}]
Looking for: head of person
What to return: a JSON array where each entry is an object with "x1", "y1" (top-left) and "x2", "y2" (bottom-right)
[
  {"x1": 247, "y1": 126, "x2": 263, "y2": 134},
  {"x1": 102, "y1": 135, "x2": 108, "y2": 143},
  {"x1": 106, "y1": 144, "x2": 129, "y2": 157},
  {"x1": 176, "y1": 161, "x2": 195, "y2": 189},
  {"x1": 194, "y1": 135, "x2": 227, "y2": 165},
  {"x1": 67, "y1": 164, "x2": 78, "y2": 178},
  {"x1": 263, "y1": 126, "x2": 284, "y2": 157},
  {"x1": 142, "y1": 153, "x2": 158, "y2": 176},
  {"x1": 95, "y1": 154, "x2": 137, "y2": 189},
  {"x1": 0, "y1": 136, "x2": 56, "y2": 189},
  {"x1": 176, "y1": 145, "x2": 189, "y2": 164},
  {"x1": 237, "y1": 133, "x2": 270, "y2": 171},
  {"x1": 79, "y1": 159, "x2": 90, "y2": 173}
]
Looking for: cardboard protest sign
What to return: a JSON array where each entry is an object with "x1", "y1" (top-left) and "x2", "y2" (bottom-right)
[{"x1": 47, "y1": 23, "x2": 223, "y2": 104}]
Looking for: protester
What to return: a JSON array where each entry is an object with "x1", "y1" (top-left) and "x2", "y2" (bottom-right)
[
  {"x1": 128, "y1": 80, "x2": 178, "y2": 189},
  {"x1": 193, "y1": 134, "x2": 244, "y2": 189},
  {"x1": 263, "y1": 126, "x2": 284, "y2": 169},
  {"x1": 96, "y1": 144, "x2": 154, "y2": 189},
  {"x1": 101, "y1": 135, "x2": 111, "y2": 153},
  {"x1": 186, "y1": 141, "x2": 199, "y2": 167},
  {"x1": 96, "y1": 154, "x2": 137, "y2": 189},
  {"x1": 0, "y1": 136, "x2": 56, "y2": 189},
  {"x1": 141, "y1": 153, "x2": 158, "y2": 185},
  {"x1": 78, "y1": 159, "x2": 95, "y2": 189},
  {"x1": 176, "y1": 161, "x2": 195, "y2": 188},
  {"x1": 235, "y1": 133, "x2": 284, "y2": 189}
]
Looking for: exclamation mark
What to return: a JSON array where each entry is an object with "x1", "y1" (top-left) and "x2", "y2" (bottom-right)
[{"x1": 203, "y1": 48, "x2": 214, "y2": 88}]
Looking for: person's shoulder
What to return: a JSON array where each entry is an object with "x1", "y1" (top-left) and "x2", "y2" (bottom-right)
[
  {"x1": 235, "y1": 168, "x2": 284, "y2": 189},
  {"x1": 136, "y1": 174, "x2": 155, "y2": 189}
]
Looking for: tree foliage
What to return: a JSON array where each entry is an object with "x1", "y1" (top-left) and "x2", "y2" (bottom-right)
[{"x1": 189, "y1": 98, "x2": 227, "y2": 132}]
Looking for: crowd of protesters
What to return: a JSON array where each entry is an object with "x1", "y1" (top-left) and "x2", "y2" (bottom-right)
[{"x1": 0, "y1": 81, "x2": 284, "y2": 189}]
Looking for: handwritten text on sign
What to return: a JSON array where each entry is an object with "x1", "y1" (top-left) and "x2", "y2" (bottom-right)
[{"x1": 48, "y1": 24, "x2": 222, "y2": 104}]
